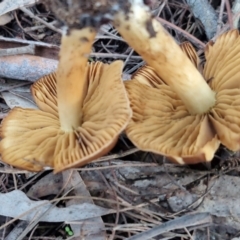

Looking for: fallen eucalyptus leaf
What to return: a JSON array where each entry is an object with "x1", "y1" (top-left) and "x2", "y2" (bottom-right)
[
  {"x1": 0, "y1": 190, "x2": 113, "y2": 223},
  {"x1": 27, "y1": 172, "x2": 63, "y2": 199},
  {"x1": 63, "y1": 170, "x2": 106, "y2": 240},
  {"x1": 1, "y1": 91, "x2": 37, "y2": 109}
]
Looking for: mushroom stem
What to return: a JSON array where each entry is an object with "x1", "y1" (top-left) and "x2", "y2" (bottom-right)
[
  {"x1": 57, "y1": 28, "x2": 96, "y2": 131},
  {"x1": 114, "y1": 2, "x2": 216, "y2": 115}
]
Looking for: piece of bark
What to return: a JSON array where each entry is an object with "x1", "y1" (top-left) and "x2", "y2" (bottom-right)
[
  {"x1": 186, "y1": 0, "x2": 218, "y2": 39},
  {"x1": 0, "y1": 55, "x2": 58, "y2": 81}
]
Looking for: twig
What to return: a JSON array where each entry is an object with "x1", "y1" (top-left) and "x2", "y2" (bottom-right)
[
  {"x1": 232, "y1": 0, "x2": 240, "y2": 28},
  {"x1": 184, "y1": 227, "x2": 194, "y2": 240},
  {"x1": 157, "y1": 17, "x2": 205, "y2": 48},
  {"x1": 94, "y1": 148, "x2": 139, "y2": 163},
  {"x1": 24, "y1": 20, "x2": 58, "y2": 32},
  {"x1": 163, "y1": 159, "x2": 187, "y2": 193},
  {"x1": 126, "y1": 213, "x2": 212, "y2": 240},
  {"x1": 217, "y1": 0, "x2": 225, "y2": 34},
  {"x1": 19, "y1": 7, "x2": 62, "y2": 34},
  {"x1": 0, "y1": 45, "x2": 35, "y2": 57},
  {"x1": 0, "y1": 36, "x2": 59, "y2": 48},
  {"x1": 90, "y1": 52, "x2": 142, "y2": 60},
  {"x1": 225, "y1": 0, "x2": 234, "y2": 29},
  {"x1": 0, "y1": 82, "x2": 31, "y2": 93}
]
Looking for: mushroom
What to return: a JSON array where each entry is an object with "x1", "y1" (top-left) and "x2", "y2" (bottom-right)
[
  {"x1": 113, "y1": 1, "x2": 240, "y2": 163},
  {"x1": 0, "y1": 27, "x2": 131, "y2": 172},
  {"x1": 113, "y1": 1, "x2": 216, "y2": 115}
]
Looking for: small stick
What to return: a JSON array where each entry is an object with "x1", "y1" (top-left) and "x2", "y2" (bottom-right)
[
  {"x1": 217, "y1": 0, "x2": 225, "y2": 34},
  {"x1": 157, "y1": 17, "x2": 205, "y2": 48},
  {"x1": 232, "y1": 0, "x2": 240, "y2": 28},
  {"x1": 225, "y1": 0, "x2": 234, "y2": 29},
  {"x1": 19, "y1": 7, "x2": 62, "y2": 34},
  {"x1": 0, "y1": 45, "x2": 35, "y2": 57},
  {"x1": 94, "y1": 148, "x2": 139, "y2": 163},
  {"x1": 90, "y1": 52, "x2": 142, "y2": 60},
  {"x1": 0, "y1": 36, "x2": 59, "y2": 48},
  {"x1": 0, "y1": 82, "x2": 31, "y2": 93}
]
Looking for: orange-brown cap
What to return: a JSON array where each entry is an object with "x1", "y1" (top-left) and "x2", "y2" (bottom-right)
[
  {"x1": 125, "y1": 30, "x2": 240, "y2": 164},
  {"x1": 204, "y1": 30, "x2": 240, "y2": 151},
  {"x1": 125, "y1": 65, "x2": 220, "y2": 164},
  {"x1": 0, "y1": 61, "x2": 132, "y2": 172}
]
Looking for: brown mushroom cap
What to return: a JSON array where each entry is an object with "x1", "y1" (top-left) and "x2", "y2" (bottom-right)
[
  {"x1": 125, "y1": 66, "x2": 220, "y2": 164},
  {"x1": 125, "y1": 30, "x2": 240, "y2": 164},
  {"x1": 205, "y1": 30, "x2": 240, "y2": 151},
  {"x1": 0, "y1": 61, "x2": 132, "y2": 172}
]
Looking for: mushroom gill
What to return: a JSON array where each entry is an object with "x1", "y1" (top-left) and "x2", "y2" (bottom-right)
[
  {"x1": 125, "y1": 30, "x2": 240, "y2": 164},
  {"x1": 0, "y1": 28, "x2": 131, "y2": 172}
]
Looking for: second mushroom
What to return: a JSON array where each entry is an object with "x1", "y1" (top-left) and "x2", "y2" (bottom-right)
[
  {"x1": 113, "y1": 1, "x2": 240, "y2": 164},
  {"x1": 0, "y1": 27, "x2": 132, "y2": 172}
]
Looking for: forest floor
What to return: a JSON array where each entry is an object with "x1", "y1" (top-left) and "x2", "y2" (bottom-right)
[{"x1": 0, "y1": 0, "x2": 240, "y2": 239}]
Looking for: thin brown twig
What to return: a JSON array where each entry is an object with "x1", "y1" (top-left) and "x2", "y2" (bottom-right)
[
  {"x1": 94, "y1": 148, "x2": 139, "y2": 163},
  {"x1": 157, "y1": 17, "x2": 206, "y2": 48},
  {"x1": 90, "y1": 52, "x2": 142, "y2": 60},
  {"x1": 184, "y1": 227, "x2": 194, "y2": 240},
  {"x1": 0, "y1": 36, "x2": 59, "y2": 48},
  {"x1": 225, "y1": 0, "x2": 234, "y2": 29},
  {"x1": 0, "y1": 82, "x2": 31, "y2": 93},
  {"x1": 13, "y1": 11, "x2": 39, "y2": 41},
  {"x1": 19, "y1": 7, "x2": 62, "y2": 34},
  {"x1": 217, "y1": 0, "x2": 225, "y2": 34},
  {"x1": 111, "y1": 192, "x2": 124, "y2": 236}
]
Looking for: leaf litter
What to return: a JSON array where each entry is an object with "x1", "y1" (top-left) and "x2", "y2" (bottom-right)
[
  {"x1": 0, "y1": 0, "x2": 240, "y2": 239},
  {"x1": 0, "y1": 189, "x2": 114, "y2": 223}
]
